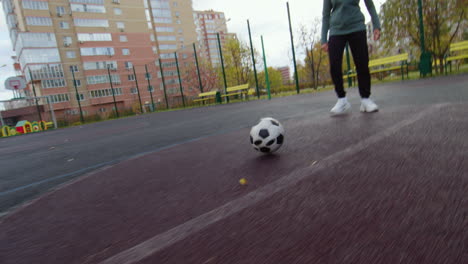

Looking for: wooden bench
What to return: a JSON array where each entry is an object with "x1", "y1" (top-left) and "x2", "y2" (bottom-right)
[
  {"x1": 193, "y1": 90, "x2": 220, "y2": 104},
  {"x1": 445, "y1": 40, "x2": 468, "y2": 73},
  {"x1": 344, "y1": 53, "x2": 409, "y2": 85},
  {"x1": 220, "y1": 84, "x2": 250, "y2": 100}
]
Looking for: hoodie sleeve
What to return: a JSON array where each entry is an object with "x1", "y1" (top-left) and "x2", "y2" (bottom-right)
[
  {"x1": 321, "y1": 0, "x2": 332, "y2": 44},
  {"x1": 364, "y1": 0, "x2": 381, "y2": 30}
]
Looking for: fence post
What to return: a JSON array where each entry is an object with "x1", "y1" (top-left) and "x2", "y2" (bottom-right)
[
  {"x1": 107, "y1": 67, "x2": 119, "y2": 118},
  {"x1": 174, "y1": 52, "x2": 186, "y2": 108},
  {"x1": 158, "y1": 58, "x2": 169, "y2": 109},
  {"x1": 287, "y1": 2, "x2": 300, "y2": 94}
]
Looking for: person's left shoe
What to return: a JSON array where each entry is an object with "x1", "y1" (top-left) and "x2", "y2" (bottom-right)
[{"x1": 360, "y1": 98, "x2": 379, "y2": 113}]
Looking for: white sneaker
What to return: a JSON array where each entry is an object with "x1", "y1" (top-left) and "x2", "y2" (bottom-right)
[
  {"x1": 330, "y1": 98, "x2": 351, "y2": 115},
  {"x1": 360, "y1": 98, "x2": 379, "y2": 113}
]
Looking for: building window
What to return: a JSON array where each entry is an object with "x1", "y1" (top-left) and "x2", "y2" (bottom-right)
[
  {"x1": 130, "y1": 87, "x2": 138, "y2": 94},
  {"x1": 155, "y1": 27, "x2": 174, "y2": 32},
  {"x1": 173, "y1": 2, "x2": 178, "y2": 7},
  {"x1": 56, "y1": 6, "x2": 66, "y2": 16},
  {"x1": 147, "y1": 85, "x2": 154, "y2": 92},
  {"x1": 119, "y1": 35, "x2": 127, "y2": 42},
  {"x1": 63, "y1": 36, "x2": 72, "y2": 45},
  {"x1": 83, "y1": 61, "x2": 117, "y2": 70},
  {"x1": 89, "y1": 88, "x2": 122, "y2": 98},
  {"x1": 157, "y1": 35, "x2": 176, "y2": 41},
  {"x1": 59, "y1": 21, "x2": 69, "y2": 29},
  {"x1": 66, "y1": 51, "x2": 76, "y2": 58},
  {"x1": 41, "y1": 79, "x2": 66, "y2": 89},
  {"x1": 26, "y1": 17, "x2": 53, "y2": 26},
  {"x1": 22, "y1": 1, "x2": 49, "y2": 10},
  {"x1": 74, "y1": 79, "x2": 82, "y2": 87},
  {"x1": 145, "y1": 73, "x2": 152, "y2": 80},
  {"x1": 122, "y1": 48, "x2": 130, "y2": 55},
  {"x1": 80, "y1": 47, "x2": 114, "y2": 56},
  {"x1": 71, "y1": 4, "x2": 106, "y2": 13},
  {"x1": 114, "y1": 8, "x2": 122, "y2": 15},
  {"x1": 127, "y1": 74, "x2": 135, "y2": 81},
  {"x1": 77, "y1": 33, "x2": 112, "y2": 42},
  {"x1": 175, "y1": 11, "x2": 180, "y2": 17},
  {"x1": 150, "y1": 34, "x2": 155, "y2": 42},
  {"x1": 116, "y1": 22, "x2": 125, "y2": 29},
  {"x1": 124, "y1": 61, "x2": 133, "y2": 69},
  {"x1": 74, "y1": 19, "x2": 109, "y2": 27},
  {"x1": 69, "y1": 65, "x2": 79, "y2": 72},
  {"x1": 86, "y1": 74, "x2": 120, "y2": 85},
  {"x1": 49, "y1": 93, "x2": 70, "y2": 103}
]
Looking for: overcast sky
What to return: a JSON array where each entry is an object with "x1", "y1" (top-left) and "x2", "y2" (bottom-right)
[{"x1": 0, "y1": 0, "x2": 385, "y2": 100}]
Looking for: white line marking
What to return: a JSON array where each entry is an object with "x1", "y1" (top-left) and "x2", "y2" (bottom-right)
[{"x1": 99, "y1": 104, "x2": 443, "y2": 264}]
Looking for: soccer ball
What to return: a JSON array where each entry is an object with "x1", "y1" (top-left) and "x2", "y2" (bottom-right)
[{"x1": 250, "y1": 117, "x2": 285, "y2": 153}]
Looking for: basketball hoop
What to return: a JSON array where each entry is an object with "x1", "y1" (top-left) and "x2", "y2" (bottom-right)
[{"x1": 5, "y1": 77, "x2": 26, "y2": 91}]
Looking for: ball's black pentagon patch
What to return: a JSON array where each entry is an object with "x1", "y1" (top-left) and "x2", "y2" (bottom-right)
[
  {"x1": 270, "y1": 120, "x2": 279, "y2": 126},
  {"x1": 260, "y1": 147, "x2": 270, "y2": 153},
  {"x1": 276, "y1": 134, "x2": 284, "y2": 144},
  {"x1": 266, "y1": 139, "x2": 275, "y2": 146},
  {"x1": 254, "y1": 140, "x2": 262, "y2": 146},
  {"x1": 259, "y1": 129, "x2": 269, "y2": 139},
  {"x1": 250, "y1": 135, "x2": 253, "y2": 144}
]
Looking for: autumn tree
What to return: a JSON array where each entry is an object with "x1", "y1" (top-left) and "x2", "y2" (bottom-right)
[
  {"x1": 381, "y1": 0, "x2": 467, "y2": 74},
  {"x1": 297, "y1": 18, "x2": 328, "y2": 89},
  {"x1": 220, "y1": 37, "x2": 261, "y2": 87}
]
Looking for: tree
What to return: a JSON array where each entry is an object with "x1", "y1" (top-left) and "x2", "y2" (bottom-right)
[
  {"x1": 381, "y1": 0, "x2": 467, "y2": 74},
  {"x1": 221, "y1": 37, "x2": 261, "y2": 87},
  {"x1": 257, "y1": 67, "x2": 283, "y2": 94},
  {"x1": 180, "y1": 56, "x2": 219, "y2": 94},
  {"x1": 297, "y1": 19, "x2": 328, "y2": 89}
]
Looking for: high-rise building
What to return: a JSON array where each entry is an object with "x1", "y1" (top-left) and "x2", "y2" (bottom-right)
[
  {"x1": 277, "y1": 66, "x2": 290, "y2": 84},
  {"x1": 193, "y1": 9, "x2": 230, "y2": 66},
  {"x1": 1, "y1": 0, "x2": 199, "y2": 119}
]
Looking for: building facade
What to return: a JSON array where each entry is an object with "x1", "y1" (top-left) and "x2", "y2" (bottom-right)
[
  {"x1": 277, "y1": 66, "x2": 290, "y2": 85},
  {"x1": 1, "y1": 0, "x2": 200, "y2": 120},
  {"x1": 193, "y1": 9, "x2": 230, "y2": 66}
]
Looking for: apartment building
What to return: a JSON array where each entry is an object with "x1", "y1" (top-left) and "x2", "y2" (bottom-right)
[
  {"x1": 277, "y1": 66, "x2": 290, "y2": 85},
  {"x1": 193, "y1": 9, "x2": 230, "y2": 66},
  {"x1": 1, "y1": 0, "x2": 199, "y2": 119}
]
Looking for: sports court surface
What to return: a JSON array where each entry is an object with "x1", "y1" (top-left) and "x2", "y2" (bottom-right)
[{"x1": 1, "y1": 74, "x2": 467, "y2": 263}]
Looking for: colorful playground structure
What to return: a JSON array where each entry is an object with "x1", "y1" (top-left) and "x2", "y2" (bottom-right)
[{"x1": 1, "y1": 120, "x2": 53, "y2": 137}]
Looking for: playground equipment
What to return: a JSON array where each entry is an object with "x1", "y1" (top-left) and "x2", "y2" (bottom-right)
[{"x1": 1, "y1": 120, "x2": 50, "y2": 137}]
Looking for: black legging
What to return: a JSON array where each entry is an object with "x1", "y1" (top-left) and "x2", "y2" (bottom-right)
[{"x1": 328, "y1": 30, "x2": 371, "y2": 99}]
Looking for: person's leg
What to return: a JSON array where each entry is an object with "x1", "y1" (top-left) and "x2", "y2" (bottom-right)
[
  {"x1": 348, "y1": 30, "x2": 378, "y2": 112},
  {"x1": 328, "y1": 34, "x2": 348, "y2": 98},
  {"x1": 347, "y1": 30, "x2": 370, "y2": 98}
]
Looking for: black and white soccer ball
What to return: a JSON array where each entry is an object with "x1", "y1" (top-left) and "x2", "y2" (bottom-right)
[{"x1": 250, "y1": 117, "x2": 285, "y2": 153}]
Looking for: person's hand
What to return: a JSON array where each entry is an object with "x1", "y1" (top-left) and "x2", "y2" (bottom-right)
[
  {"x1": 373, "y1": 29, "x2": 381, "y2": 41},
  {"x1": 321, "y1": 43, "x2": 328, "y2": 52}
]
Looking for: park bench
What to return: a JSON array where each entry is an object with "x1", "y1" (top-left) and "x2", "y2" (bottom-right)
[
  {"x1": 344, "y1": 53, "x2": 409, "y2": 86},
  {"x1": 193, "y1": 90, "x2": 220, "y2": 104},
  {"x1": 445, "y1": 40, "x2": 468, "y2": 73},
  {"x1": 220, "y1": 83, "x2": 250, "y2": 100}
]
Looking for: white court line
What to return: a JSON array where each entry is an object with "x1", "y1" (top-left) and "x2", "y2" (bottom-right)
[{"x1": 99, "y1": 104, "x2": 444, "y2": 264}]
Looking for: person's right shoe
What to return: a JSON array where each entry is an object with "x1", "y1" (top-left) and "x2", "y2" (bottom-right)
[
  {"x1": 360, "y1": 98, "x2": 379, "y2": 113},
  {"x1": 330, "y1": 98, "x2": 351, "y2": 115}
]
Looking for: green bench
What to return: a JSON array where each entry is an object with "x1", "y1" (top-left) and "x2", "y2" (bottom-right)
[
  {"x1": 220, "y1": 83, "x2": 250, "y2": 100},
  {"x1": 445, "y1": 40, "x2": 468, "y2": 73},
  {"x1": 344, "y1": 53, "x2": 409, "y2": 86},
  {"x1": 193, "y1": 90, "x2": 220, "y2": 104}
]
